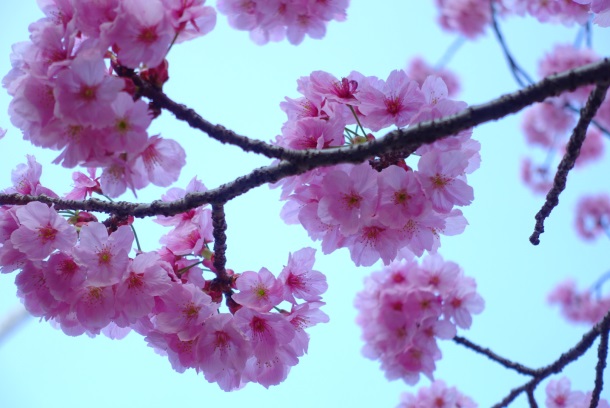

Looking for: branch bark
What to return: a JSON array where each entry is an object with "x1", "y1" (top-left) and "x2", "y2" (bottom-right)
[
  {"x1": 1, "y1": 58, "x2": 609, "y2": 219},
  {"x1": 530, "y1": 81, "x2": 610, "y2": 245}
]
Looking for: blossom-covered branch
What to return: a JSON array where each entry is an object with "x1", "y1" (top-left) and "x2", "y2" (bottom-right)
[{"x1": 1, "y1": 58, "x2": 609, "y2": 218}]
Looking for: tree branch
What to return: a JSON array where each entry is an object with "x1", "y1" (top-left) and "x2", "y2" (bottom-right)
[
  {"x1": 129, "y1": 72, "x2": 291, "y2": 161},
  {"x1": 492, "y1": 309, "x2": 610, "y2": 407},
  {"x1": 1, "y1": 59, "x2": 610, "y2": 218},
  {"x1": 589, "y1": 318, "x2": 609, "y2": 408},
  {"x1": 530, "y1": 81, "x2": 610, "y2": 245},
  {"x1": 453, "y1": 335, "x2": 537, "y2": 376},
  {"x1": 211, "y1": 202, "x2": 228, "y2": 282}
]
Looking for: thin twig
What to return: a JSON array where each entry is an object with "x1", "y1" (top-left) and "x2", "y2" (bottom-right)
[
  {"x1": 530, "y1": 81, "x2": 610, "y2": 245},
  {"x1": 493, "y1": 309, "x2": 610, "y2": 407},
  {"x1": 589, "y1": 318, "x2": 609, "y2": 408},
  {"x1": 2, "y1": 59, "x2": 610, "y2": 217},
  {"x1": 453, "y1": 336, "x2": 537, "y2": 376},
  {"x1": 526, "y1": 384, "x2": 539, "y2": 408},
  {"x1": 129, "y1": 72, "x2": 291, "y2": 161},
  {"x1": 489, "y1": 0, "x2": 535, "y2": 87}
]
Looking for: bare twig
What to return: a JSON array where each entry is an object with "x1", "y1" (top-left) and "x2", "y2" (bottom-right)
[
  {"x1": 490, "y1": 0, "x2": 535, "y2": 87},
  {"x1": 526, "y1": 384, "x2": 539, "y2": 408},
  {"x1": 129, "y1": 73, "x2": 291, "y2": 161},
  {"x1": 589, "y1": 318, "x2": 609, "y2": 408},
  {"x1": 530, "y1": 81, "x2": 610, "y2": 245},
  {"x1": 492, "y1": 309, "x2": 610, "y2": 407},
  {"x1": 453, "y1": 336, "x2": 537, "y2": 376}
]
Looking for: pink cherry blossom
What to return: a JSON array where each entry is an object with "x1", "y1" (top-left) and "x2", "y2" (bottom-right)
[
  {"x1": 521, "y1": 157, "x2": 553, "y2": 195},
  {"x1": 285, "y1": 301, "x2": 329, "y2": 356},
  {"x1": 54, "y1": 55, "x2": 124, "y2": 127},
  {"x1": 114, "y1": 252, "x2": 173, "y2": 327},
  {"x1": 11, "y1": 201, "x2": 77, "y2": 261},
  {"x1": 548, "y1": 279, "x2": 610, "y2": 324},
  {"x1": 345, "y1": 221, "x2": 402, "y2": 266},
  {"x1": 377, "y1": 166, "x2": 427, "y2": 225},
  {"x1": 73, "y1": 223, "x2": 134, "y2": 286},
  {"x1": 134, "y1": 135, "x2": 186, "y2": 188},
  {"x1": 102, "y1": 0, "x2": 175, "y2": 69},
  {"x1": 417, "y1": 149, "x2": 473, "y2": 213},
  {"x1": 196, "y1": 313, "x2": 250, "y2": 391},
  {"x1": 406, "y1": 56, "x2": 461, "y2": 97},
  {"x1": 398, "y1": 379, "x2": 477, "y2": 408},
  {"x1": 155, "y1": 282, "x2": 216, "y2": 340},
  {"x1": 317, "y1": 163, "x2": 378, "y2": 235},
  {"x1": 358, "y1": 69, "x2": 425, "y2": 131},
  {"x1": 44, "y1": 252, "x2": 86, "y2": 302},
  {"x1": 309, "y1": 70, "x2": 361, "y2": 105},
  {"x1": 15, "y1": 261, "x2": 63, "y2": 318},
  {"x1": 278, "y1": 247, "x2": 327, "y2": 303},
  {"x1": 435, "y1": 0, "x2": 491, "y2": 38},
  {"x1": 574, "y1": 194, "x2": 610, "y2": 240},
  {"x1": 443, "y1": 281, "x2": 485, "y2": 329},
  {"x1": 232, "y1": 268, "x2": 284, "y2": 312},
  {"x1": 162, "y1": 0, "x2": 217, "y2": 43},
  {"x1": 101, "y1": 92, "x2": 152, "y2": 154},
  {"x1": 6, "y1": 155, "x2": 57, "y2": 197},
  {"x1": 73, "y1": 285, "x2": 116, "y2": 333},
  {"x1": 279, "y1": 116, "x2": 345, "y2": 150},
  {"x1": 64, "y1": 168, "x2": 101, "y2": 200},
  {"x1": 233, "y1": 307, "x2": 296, "y2": 366},
  {"x1": 356, "y1": 255, "x2": 483, "y2": 385}
]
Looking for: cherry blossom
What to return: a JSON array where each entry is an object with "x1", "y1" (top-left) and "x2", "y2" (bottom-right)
[{"x1": 355, "y1": 255, "x2": 484, "y2": 384}]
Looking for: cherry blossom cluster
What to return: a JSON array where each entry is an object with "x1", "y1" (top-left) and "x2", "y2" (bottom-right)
[
  {"x1": 0, "y1": 157, "x2": 329, "y2": 390},
  {"x1": 520, "y1": 44, "x2": 608, "y2": 195},
  {"x1": 433, "y1": 0, "x2": 496, "y2": 39},
  {"x1": 354, "y1": 255, "x2": 484, "y2": 385},
  {"x1": 517, "y1": 0, "x2": 610, "y2": 27},
  {"x1": 216, "y1": 0, "x2": 349, "y2": 45},
  {"x1": 545, "y1": 377, "x2": 610, "y2": 408},
  {"x1": 396, "y1": 379, "x2": 477, "y2": 408},
  {"x1": 574, "y1": 194, "x2": 610, "y2": 241},
  {"x1": 273, "y1": 70, "x2": 479, "y2": 267},
  {"x1": 433, "y1": 0, "x2": 609, "y2": 40},
  {"x1": 548, "y1": 278, "x2": 610, "y2": 324},
  {"x1": 405, "y1": 56, "x2": 461, "y2": 98},
  {"x1": 3, "y1": 0, "x2": 218, "y2": 197}
]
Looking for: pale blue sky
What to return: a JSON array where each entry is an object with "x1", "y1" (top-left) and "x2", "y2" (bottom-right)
[{"x1": 1, "y1": 2, "x2": 609, "y2": 408}]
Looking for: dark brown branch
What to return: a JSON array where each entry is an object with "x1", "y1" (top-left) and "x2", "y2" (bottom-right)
[
  {"x1": 453, "y1": 336, "x2": 537, "y2": 376},
  {"x1": 493, "y1": 309, "x2": 610, "y2": 407},
  {"x1": 211, "y1": 202, "x2": 228, "y2": 282},
  {"x1": 2, "y1": 59, "x2": 610, "y2": 217},
  {"x1": 530, "y1": 81, "x2": 610, "y2": 245},
  {"x1": 590, "y1": 318, "x2": 609, "y2": 408},
  {"x1": 129, "y1": 73, "x2": 291, "y2": 160},
  {"x1": 526, "y1": 384, "x2": 539, "y2": 408},
  {"x1": 492, "y1": 380, "x2": 540, "y2": 408}
]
